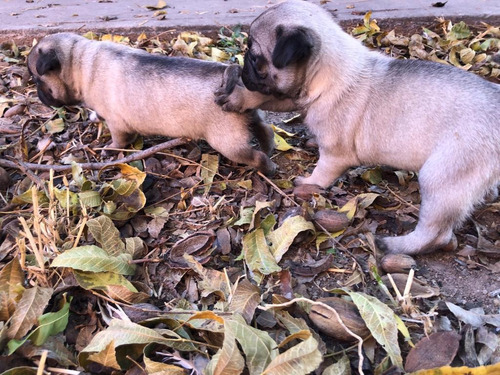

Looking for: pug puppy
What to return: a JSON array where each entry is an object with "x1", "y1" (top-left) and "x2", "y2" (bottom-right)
[
  {"x1": 27, "y1": 33, "x2": 276, "y2": 175},
  {"x1": 216, "y1": 0, "x2": 500, "y2": 255}
]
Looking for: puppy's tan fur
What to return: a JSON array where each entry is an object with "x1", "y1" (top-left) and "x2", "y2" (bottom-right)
[
  {"x1": 216, "y1": 0, "x2": 500, "y2": 255},
  {"x1": 27, "y1": 33, "x2": 276, "y2": 175}
]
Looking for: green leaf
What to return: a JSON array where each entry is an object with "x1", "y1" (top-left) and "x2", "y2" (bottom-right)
[
  {"x1": 323, "y1": 355, "x2": 351, "y2": 375},
  {"x1": 233, "y1": 206, "x2": 255, "y2": 226},
  {"x1": 53, "y1": 187, "x2": 79, "y2": 208},
  {"x1": 81, "y1": 319, "x2": 181, "y2": 354},
  {"x1": 242, "y1": 229, "x2": 281, "y2": 276},
  {"x1": 226, "y1": 314, "x2": 278, "y2": 375},
  {"x1": 25, "y1": 295, "x2": 71, "y2": 346},
  {"x1": 6, "y1": 286, "x2": 53, "y2": 340},
  {"x1": 78, "y1": 190, "x2": 102, "y2": 208},
  {"x1": 86, "y1": 215, "x2": 125, "y2": 256},
  {"x1": 71, "y1": 162, "x2": 87, "y2": 188},
  {"x1": 250, "y1": 200, "x2": 275, "y2": 230},
  {"x1": 51, "y1": 245, "x2": 136, "y2": 275},
  {"x1": 275, "y1": 311, "x2": 309, "y2": 334},
  {"x1": 344, "y1": 291, "x2": 403, "y2": 369},
  {"x1": 44, "y1": 118, "x2": 65, "y2": 134},
  {"x1": 267, "y1": 215, "x2": 315, "y2": 262},
  {"x1": 11, "y1": 189, "x2": 48, "y2": 205},
  {"x1": 73, "y1": 270, "x2": 138, "y2": 292},
  {"x1": 110, "y1": 178, "x2": 137, "y2": 196},
  {"x1": 262, "y1": 332, "x2": 322, "y2": 375},
  {"x1": 124, "y1": 237, "x2": 145, "y2": 257},
  {"x1": 448, "y1": 21, "x2": 471, "y2": 40},
  {"x1": 361, "y1": 167, "x2": 383, "y2": 184},
  {"x1": 201, "y1": 153, "x2": 219, "y2": 194}
]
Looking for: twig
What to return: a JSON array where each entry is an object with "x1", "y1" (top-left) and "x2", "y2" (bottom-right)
[
  {"x1": 36, "y1": 350, "x2": 48, "y2": 375},
  {"x1": 259, "y1": 297, "x2": 365, "y2": 375},
  {"x1": 257, "y1": 171, "x2": 299, "y2": 207},
  {"x1": 0, "y1": 137, "x2": 190, "y2": 172},
  {"x1": 383, "y1": 182, "x2": 420, "y2": 212}
]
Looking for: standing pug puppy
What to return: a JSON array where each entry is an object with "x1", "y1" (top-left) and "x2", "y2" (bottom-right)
[
  {"x1": 216, "y1": 0, "x2": 500, "y2": 255},
  {"x1": 27, "y1": 33, "x2": 276, "y2": 175}
]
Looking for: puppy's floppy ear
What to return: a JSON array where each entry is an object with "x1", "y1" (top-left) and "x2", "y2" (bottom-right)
[
  {"x1": 272, "y1": 26, "x2": 314, "y2": 69},
  {"x1": 36, "y1": 48, "x2": 61, "y2": 76}
]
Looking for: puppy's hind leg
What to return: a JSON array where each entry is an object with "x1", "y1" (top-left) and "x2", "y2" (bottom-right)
[
  {"x1": 250, "y1": 111, "x2": 275, "y2": 156},
  {"x1": 102, "y1": 121, "x2": 137, "y2": 156},
  {"x1": 378, "y1": 153, "x2": 491, "y2": 255}
]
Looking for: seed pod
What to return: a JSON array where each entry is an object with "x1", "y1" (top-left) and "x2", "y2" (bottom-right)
[
  {"x1": 313, "y1": 209, "x2": 350, "y2": 232},
  {"x1": 293, "y1": 184, "x2": 325, "y2": 200},
  {"x1": 309, "y1": 297, "x2": 370, "y2": 342},
  {"x1": 380, "y1": 253, "x2": 417, "y2": 274}
]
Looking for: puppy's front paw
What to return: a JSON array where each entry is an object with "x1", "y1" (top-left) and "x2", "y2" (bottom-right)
[
  {"x1": 294, "y1": 175, "x2": 319, "y2": 187},
  {"x1": 215, "y1": 87, "x2": 246, "y2": 113}
]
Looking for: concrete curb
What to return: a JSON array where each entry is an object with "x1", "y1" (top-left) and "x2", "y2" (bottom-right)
[{"x1": 1, "y1": 0, "x2": 499, "y2": 43}]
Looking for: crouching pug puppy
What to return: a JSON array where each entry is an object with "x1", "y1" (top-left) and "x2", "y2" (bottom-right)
[
  {"x1": 215, "y1": 0, "x2": 500, "y2": 255},
  {"x1": 27, "y1": 33, "x2": 276, "y2": 176}
]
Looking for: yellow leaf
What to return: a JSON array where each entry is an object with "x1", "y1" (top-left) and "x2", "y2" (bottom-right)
[
  {"x1": 272, "y1": 124, "x2": 295, "y2": 137},
  {"x1": 409, "y1": 362, "x2": 500, "y2": 375},
  {"x1": 274, "y1": 132, "x2": 294, "y2": 151}
]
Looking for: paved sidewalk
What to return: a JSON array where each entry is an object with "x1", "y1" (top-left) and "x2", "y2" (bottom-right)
[{"x1": 1, "y1": 0, "x2": 500, "y2": 43}]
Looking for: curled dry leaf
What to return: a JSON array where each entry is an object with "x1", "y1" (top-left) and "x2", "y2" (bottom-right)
[
  {"x1": 381, "y1": 273, "x2": 440, "y2": 299},
  {"x1": 309, "y1": 297, "x2": 370, "y2": 342},
  {"x1": 313, "y1": 209, "x2": 350, "y2": 233},
  {"x1": 379, "y1": 254, "x2": 417, "y2": 274},
  {"x1": 404, "y1": 331, "x2": 461, "y2": 373},
  {"x1": 168, "y1": 230, "x2": 216, "y2": 268}
]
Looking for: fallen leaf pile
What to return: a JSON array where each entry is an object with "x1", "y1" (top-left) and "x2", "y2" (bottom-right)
[{"x1": 0, "y1": 17, "x2": 499, "y2": 375}]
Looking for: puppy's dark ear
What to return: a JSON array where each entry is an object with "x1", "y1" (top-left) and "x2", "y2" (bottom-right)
[
  {"x1": 36, "y1": 48, "x2": 61, "y2": 75},
  {"x1": 272, "y1": 26, "x2": 314, "y2": 69}
]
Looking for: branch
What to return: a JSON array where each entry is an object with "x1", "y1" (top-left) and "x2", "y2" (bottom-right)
[{"x1": 0, "y1": 138, "x2": 190, "y2": 172}]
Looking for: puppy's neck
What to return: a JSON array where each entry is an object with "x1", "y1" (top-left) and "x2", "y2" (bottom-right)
[{"x1": 301, "y1": 33, "x2": 373, "y2": 107}]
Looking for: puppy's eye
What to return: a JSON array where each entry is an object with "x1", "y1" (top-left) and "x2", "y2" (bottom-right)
[{"x1": 48, "y1": 88, "x2": 53, "y2": 94}]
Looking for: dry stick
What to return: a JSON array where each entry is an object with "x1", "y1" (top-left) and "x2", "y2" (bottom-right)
[
  {"x1": 36, "y1": 350, "x2": 48, "y2": 375},
  {"x1": 257, "y1": 171, "x2": 300, "y2": 207},
  {"x1": 383, "y1": 182, "x2": 420, "y2": 212},
  {"x1": 259, "y1": 297, "x2": 365, "y2": 375},
  {"x1": 0, "y1": 137, "x2": 190, "y2": 172}
]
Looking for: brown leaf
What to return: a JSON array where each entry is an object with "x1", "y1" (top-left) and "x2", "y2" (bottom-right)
[
  {"x1": 229, "y1": 279, "x2": 261, "y2": 323},
  {"x1": 7, "y1": 286, "x2": 53, "y2": 339},
  {"x1": 404, "y1": 331, "x2": 461, "y2": 372}
]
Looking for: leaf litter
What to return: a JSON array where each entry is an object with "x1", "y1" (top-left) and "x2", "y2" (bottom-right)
[{"x1": 0, "y1": 17, "x2": 499, "y2": 375}]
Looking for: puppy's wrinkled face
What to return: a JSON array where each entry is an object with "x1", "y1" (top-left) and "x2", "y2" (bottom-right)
[
  {"x1": 27, "y1": 36, "x2": 80, "y2": 108},
  {"x1": 242, "y1": 4, "x2": 319, "y2": 98}
]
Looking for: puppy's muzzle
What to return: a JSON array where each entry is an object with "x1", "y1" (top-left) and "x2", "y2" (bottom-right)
[{"x1": 242, "y1": 53, "x2": 271, "y2": 94}]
